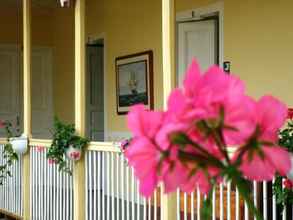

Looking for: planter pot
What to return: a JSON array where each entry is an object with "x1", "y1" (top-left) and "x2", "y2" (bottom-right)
[
  {"x1": 10, "y1": 136, "x2": 28, "y2": 154},
  {"x1": 66, "y1": 145, "x2": 82, "y2": 161}
]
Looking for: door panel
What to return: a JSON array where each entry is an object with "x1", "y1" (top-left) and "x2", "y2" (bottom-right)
[
  {"x1": 0, "y1": 46, "x2": 21, "y2": 136},
  {"x1": 178, "y1": 19, "x2": 218, "y2": 86},
  {"x1": 31, "y1": 48, "x2": 53, "y2": 138}
]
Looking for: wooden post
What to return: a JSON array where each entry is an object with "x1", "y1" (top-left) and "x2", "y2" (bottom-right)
[
  {"x1": 161, "y1": 0, "x2": 177, "y2": 220},
  {"x1": 74, "y1": 0, "x2": 86, "y2": 220},
  {"x1": 22, "y1": 0, "x2": 32, "y2": 219}
]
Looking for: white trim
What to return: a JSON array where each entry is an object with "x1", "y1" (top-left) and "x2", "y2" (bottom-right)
[{"x1": 176, "y1": 1, "x2": 224, "y2": 68}]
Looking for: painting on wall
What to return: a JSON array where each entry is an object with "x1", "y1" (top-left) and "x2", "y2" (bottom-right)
[{"x1": 116, "y1": 51, "x2": 154, "y2": 115}]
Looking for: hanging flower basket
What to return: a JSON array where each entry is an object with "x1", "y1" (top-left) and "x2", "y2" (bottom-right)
[
  {"x1": 65, "y1": 145, "x2": 82, "y2": 161},
  {"x1": 10, "y1": 135, "x2": 28, "y2": 155}
]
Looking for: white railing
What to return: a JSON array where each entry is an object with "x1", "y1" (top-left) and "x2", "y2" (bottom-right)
[
  {"x1": 30, "y1": 145, "x2": 74, "y2": 220},
  {"x1": 0, "y1": 141, "x2": 292, "y2": 219},
  {"x1": 176, "y1": 180, "x2": 292, "y2": 220},
  {"x1": 0, "y1": 144, "x2": 23, "y2": 216},
  {"x1": 85, "y1": 145, "x2": 161, "y2": 220}
]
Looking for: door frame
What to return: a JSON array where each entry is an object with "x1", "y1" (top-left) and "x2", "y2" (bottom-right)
[
  {"x1": 86, "y1": 34, "x2": 107, "y2": 141},
  {"x1": 176, "y1": 1, "x2": 224, "y2": 73}
]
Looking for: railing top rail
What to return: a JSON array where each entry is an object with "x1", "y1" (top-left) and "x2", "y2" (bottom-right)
[
  {"x1": 29, "y1": 138, "x2": 121, "y2": 153},
  {"x1": 0, "y1": 138, "x2": 7, "y2": 144}
]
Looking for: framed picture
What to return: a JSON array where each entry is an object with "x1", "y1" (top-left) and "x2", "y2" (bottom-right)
[{"x1": 116, "y1": 50, "x2": 154, "y2": 115}]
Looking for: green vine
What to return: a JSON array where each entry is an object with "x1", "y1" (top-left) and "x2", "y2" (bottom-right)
[
  {"x1": 46, "y1": 117, "x2": 89, "y2": 175},
  {"x1": 0, "y1": 121, "x2": 19, "y2": 185},
  {"x1": 272, "y1": 118, "x2": 293, "y2": 210}
]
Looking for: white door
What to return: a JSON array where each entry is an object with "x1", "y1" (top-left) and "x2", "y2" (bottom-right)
[
  {"x1": 0, "y1": 46, "x2": 53, "y2": 138},
  {"x1": 86, "y1": 45, "x2": 104, "y2": 141},
  {"x1": 177, "y1": 19, "x2": 218, "y2": 86},
  {"x1": 0, "y1": 46, "x2": 21, "y2": 136},
  {"x1": 31, "y1": 48, "x2": 53, "y2": 138}
]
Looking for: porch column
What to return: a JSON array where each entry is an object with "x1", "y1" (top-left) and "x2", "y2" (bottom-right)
[
  {"x1": 23, "y1": 0, "x2": 32, "y2": 219},
  {"x1": 74, "y1": 0, "x2": 86, "y2": 220},
  {"x1": 22, "y1": 0, "x2": 32, "y2": 220},
  {"x1": 161, "y1": 0, "x2": 177, "y2": 220}
]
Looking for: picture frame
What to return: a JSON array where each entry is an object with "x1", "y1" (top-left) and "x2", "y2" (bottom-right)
[{"x1": 115, "y1": 50, "x2": 154, "y2": 115}]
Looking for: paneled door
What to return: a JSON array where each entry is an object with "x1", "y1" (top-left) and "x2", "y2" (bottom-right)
[
  {"x1": 0, "y1": 45, "x2": 53, "y2": 138},
  {"x1": 177, "y1": 18, "x2": 219, "y2": 86},
  {"x1": 0, "y1": 45, "x2": 21, "y2": 136}
]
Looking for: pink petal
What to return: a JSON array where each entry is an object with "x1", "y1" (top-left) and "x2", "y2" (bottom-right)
[
  {"x1": 183, "y1": 59, "x2": 201, "y2": 97},
  {"x1": 223, "y1": 96, "x2": 256, "y2": 145},
  {"x1": 264, "y1": 146, "x2": 291, "y2": 176},
  {"x1": 240, "y1": 153, "x2": 275, "y2": 181},
  {"x1": 256, "y1": 96, "x2": 287, "y2": 141},
  {"x1": 127, "y1": 104, "x2": 163, "y2": 138}
]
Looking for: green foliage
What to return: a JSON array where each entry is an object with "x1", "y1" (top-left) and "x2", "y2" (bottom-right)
[
  {"x1": 46, "y1": 117, "x2": 88, "y2": 175},
  {"x1": 272, "y1": 119, "x2": 293, "y2": 210},
  {"x1": 0, "y1": 121, "x2": 19, "y2": 185}
]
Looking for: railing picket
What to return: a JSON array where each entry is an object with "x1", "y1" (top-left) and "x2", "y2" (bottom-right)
[
  {"x1": 105, "y1": 152, "x2": 111, "y2": 220},
  {"x1": 236, "y1": 187, "x2": 239, "y2": 220},
  {"x1": 272, "y1": 178, "x2": 277, "y2": 220},
  {"x1": 111, "y1": 153, "x2": 115, "y2": 220},
  {"x1": 131, "y1": 167, "x2": 135, "y2": 220},
  {"x1": 121, "y1": 155, "x2": 125, "y2": 220},
  {"x1": 263, "y1": 181, "x2": 267, "y2": 220},
  {"x1": 115, "y1": 154, "x2": 120, "y2": 220},
  {"x1": 184, "y1": 192, "x2": 187, "y2": 220},
  {"x1": 191, "y1": 191, "x2": 195, "y2": 220},
  {"x1": 227, "y1": 181, "x2": 231, "y2": 220},
  {"x1": 253, "y1": 181, "x2": 257, "y2": 220},
  {"x1": 93, "y1": 151, "x2": 96, "y2": 220},
  {"x1": 220, "y1": 183, "x2": 224, "y2": 220},
  {"x1": 197, "y1": 187, "x2": 201, "y2": 220},
  {"x1": 98, "y1": 152, "x2": 101, "y2": 220},
  {"x1": 176, "y1": 189, "x2": 180, "y2": 220},
  {"x1": 212, "y1": 187, "x2": 216, "y2": 220}
]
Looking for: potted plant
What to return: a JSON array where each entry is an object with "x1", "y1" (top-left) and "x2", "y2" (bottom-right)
[
  {"x1": 0, "y1": 120, "x2": 19, "y2": 184},
  {"x1": 46, "y1": 118, "x2": 89, "y2": 175}
]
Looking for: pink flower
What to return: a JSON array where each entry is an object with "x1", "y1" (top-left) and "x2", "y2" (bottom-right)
[
  {"x1": 127, "y1": 105, "x2": 189, "y2": 196},
  {"x1": 237, "y1": 96, "x2": 291, "y2": 181},
  {"x1": 70, "y1": 152, "x2": 80, "y2": 160},
  {"x1": 0, "y1": 120, "x2": 5, "y2": 128},
  {"x1": 48, "y1": 159, "x2": 56, "y2": 165},
  {"x1": 120, "y1": 139, "x2": 130, "y2": 151},
  {"x1": 126, "y1": 105, "x2": 165, "y2": 197},
  {"x1": 174, "y1": 60, "x2": 256, "y2": 146},
  {"x1": 36, "y1": 146, "x2": 45, "y2": 152},
  {"x1": 284, "y1": 178, "x2": 293, "y2": 189},
  {"x1": 287, "y1": 108, "x2": 293, "y2": 120}
]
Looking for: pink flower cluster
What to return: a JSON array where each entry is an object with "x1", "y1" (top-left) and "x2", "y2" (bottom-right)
[
  {"x1": 125, "y1": 59, "x2": 291, "y2": 197},
  {"x1": 284, "y1": 178, "x2": 293, "y2": 189},
  {"x1": 69, "y1": 151, "x2": 81, "y2": 160}
]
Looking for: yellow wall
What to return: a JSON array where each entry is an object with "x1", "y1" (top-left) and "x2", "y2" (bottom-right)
[
  {"x1": 176, "y1": 0, "x2": 293, "y2": 106},
  {"x1": 86, "y1": 0, "x2": 163, "y2": 133}
]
